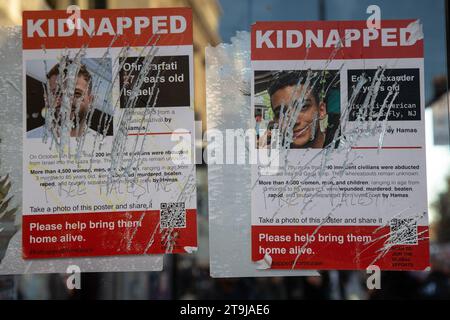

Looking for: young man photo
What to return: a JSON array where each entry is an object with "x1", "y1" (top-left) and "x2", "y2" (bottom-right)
[
  {"x1": 27, "y1": 60, "x2": 95, "y2": 139},
  {"x1": 257, "y1": 70, "x2": 340, "y2": 149}
]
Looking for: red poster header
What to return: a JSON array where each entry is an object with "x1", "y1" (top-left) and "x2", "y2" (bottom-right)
[
  {"x1": 23, "y1": 8, "x2": 192, "y2": 50},
  {"x1": 251, "y1": 19, "x2": 423, "y2": 60}
]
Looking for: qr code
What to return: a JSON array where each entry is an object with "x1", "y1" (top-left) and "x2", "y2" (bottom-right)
[
  {"x1": 389, "y1": 218, "x2": 418, "y2": 245},
  {"x1": 160, "y1": 202, "x2": 186, "y2": 229}
]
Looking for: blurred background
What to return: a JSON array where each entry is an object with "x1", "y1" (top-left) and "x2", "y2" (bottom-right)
[{"x1": 0, "y1": 0, "x2": 449, "y2": 299}]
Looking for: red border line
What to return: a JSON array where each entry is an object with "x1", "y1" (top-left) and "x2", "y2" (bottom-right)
[
  {"x1": 128, "y1": 131, "x2": 191, "y2": 136},
  {"x1": 351, "y1": 146, "x2": 422, "y2": 149}
]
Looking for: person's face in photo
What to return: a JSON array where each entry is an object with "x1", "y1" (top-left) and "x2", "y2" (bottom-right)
[
  {"x1": 47, "y1": 73, "x2": 93, "y2": 131},
  {"x1": 271, "y1": 84, "x2": 326, "y2": 148}
]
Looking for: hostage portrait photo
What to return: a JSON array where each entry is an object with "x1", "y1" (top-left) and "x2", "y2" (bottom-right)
[
  {"x1": 254, "y1": 69, "x2": 341, "y2": 150},
  {"x1": 25, "y1": 57, "x2": 114, "y2": 139}
]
